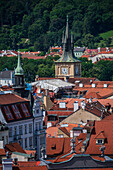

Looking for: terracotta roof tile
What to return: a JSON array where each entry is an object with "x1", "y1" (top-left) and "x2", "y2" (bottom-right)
[
  {"x1": 0, "y1": 94, "x2": 29, "y2": 105},
  {"x1": 59, "y1": 127, "x2": 70, "y2": 137},
  {"x1": 47, "y1": 137, "x2": 71, "y2": 157},
  {"x1": 0, "y1": 149, "x2": 6, "y2": 155},
  {"x1": 5, "y1": 142, "x2": 26, "y2": 153},
  {"x1": 13, "y1": 162, "x2": 47, "y2": 170},
  {"x1": 85, "y1": 92, "x2": 102, "y2": 99},
  {"x1": 85, "y1": 120, "x2": 113, "y2": 155},
  {"x1": 46, "y1": 126, "x2": 58, "y2": 137},
  {"x1": 95, "y1": 131, "x2": 106, "y2": 139}
]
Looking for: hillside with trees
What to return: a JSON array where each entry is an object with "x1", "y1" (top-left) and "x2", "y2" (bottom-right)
[
  {"x1": 1, "y1": 56, "x2": 113, "y2": 82},
  {"x1": 0, "y1": 0, "x2": 113, "y2": 51}
]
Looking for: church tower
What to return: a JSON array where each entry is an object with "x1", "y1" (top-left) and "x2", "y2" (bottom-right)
[
  {"x1": 55, "y1": 16, "x2": 81, "y2": 78},
  {"x1": 13, "y1": 52, "x2": 25, "y2": 97}
]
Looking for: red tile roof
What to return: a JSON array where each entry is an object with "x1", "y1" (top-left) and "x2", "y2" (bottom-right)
[
  {"x1": 59, "y1": 127, "x2": 70, "y2": 137},
  {"x1": 46, "y1": 126, "x2": 58, "y2": 137},
  {"x1": 47, "y1": 137, "x2": 71, "y2": 157},
  {"x1": 13, "y1": 162, "x2": 47, "y2": 170},
  {"x1": 25, "y1": 150, "x2": 36, "y2": 157},
  {"x1": 85, "y1": 92, "x2": 102, "y2": 99},
  {"x1": 0, "y1": 94, "x2": 29, "y2": 105},
  {"x1": 0, "y1": 149, "x2": 6, "y2": 156},
  {"x1": 85, "y1": 120, "x2": 113, "y2": 155},
  {"x1": 75, "y1": 87, "x2": 113, "y2": 99},
  {"x1": 5, "y1": 142, "x2": 26, "y2": 153},
  {"x1": 85, "y1": 101, "x2": 110, "y2": 118},
  {"x1": 95, "y1": 131, "x2": 106, "y2": 139},
  {"x1": 22, "y1": 55, "x2": 45, "y2": 60}
]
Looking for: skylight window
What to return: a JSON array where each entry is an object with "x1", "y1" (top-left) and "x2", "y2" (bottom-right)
[
  {"x1": 12, "y1": 105, "x2": 22, "y2": 119},
  {"x1": 21, "y1": 103, "x2": 30, "y2": 117},
  {"x1": 4, "y1": 106, "x2": 14, "y2": 120}
]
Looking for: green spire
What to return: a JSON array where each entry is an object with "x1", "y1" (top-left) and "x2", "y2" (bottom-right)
[{"x1": 15, "y1": 52, "x2": 24, "y2": 75}]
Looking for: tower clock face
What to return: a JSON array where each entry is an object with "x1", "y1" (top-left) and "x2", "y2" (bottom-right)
[{"x1": 62, "y1": 68, "x2": 68, "y2": 74}]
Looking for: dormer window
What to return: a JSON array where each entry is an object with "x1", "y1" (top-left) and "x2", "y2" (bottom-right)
[
  {"x1": 59, "y1": 102, "x2": 66, "y2": 108},
  {"x1": 95, "y1": 131, "x2": 106, "y2": 145},
  {"x1": 96, "y1": 139, "x2": 104, "y2": 145}
]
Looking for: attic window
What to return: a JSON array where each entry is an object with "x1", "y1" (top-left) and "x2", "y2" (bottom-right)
[
  {"x1": 51, "y1": 144, "x2": 56, "y2": 150},
  {"x1": 95, "y1": 131, "x2": 106, "y2": 145},
  {"x1": 96, "y1": 139, "x2": 104, "y2": 145},
  {"x1": 12, "y1": 105, "x2": 22, "y2": 119},
  {"x1": 4, "y1": 106, "x2": 14, "y2": 120},
  {"x1": 20, "y1": 103, "x2": 30, "y2": 117}
]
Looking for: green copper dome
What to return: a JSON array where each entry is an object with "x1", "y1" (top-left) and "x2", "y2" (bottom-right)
[{"x1": 15, "y1": 53, "x2": 24, "y2": 75}]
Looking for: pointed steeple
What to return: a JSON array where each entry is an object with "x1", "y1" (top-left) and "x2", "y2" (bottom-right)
[
  {"x1": 15, "y1": 52, "x2": 24, "y2": 75},
  {"x1": 14, "y1": 52, "x2": 25, "y2": 91},
  {"x1": 56, "y1": 15, "x2": 80, "y2": 63}
]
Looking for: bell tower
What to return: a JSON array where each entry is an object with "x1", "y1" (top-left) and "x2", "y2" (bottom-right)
[
  {"x1": 55, "y1": 16, "x2": 81, "y2": 78},
  {"x1": 13, "y1": 52, "x2": 25, "y2": 97}
]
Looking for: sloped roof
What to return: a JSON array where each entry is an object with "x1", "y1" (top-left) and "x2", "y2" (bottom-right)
[
  {"x1": 46, "y1": 126, "x2": 59, "y2": 137},
  {"x1": 0, "y1": 149, "x2": 6, "y2": 156},
  {"x1": 0, "y1": 94, "x2": 29, "y2": 105},
  {"x1": 59, "y1": 127, "x2": 70, "y2": 137},
  {"x1": 47, "y1": 137, "x2": 71, "y2": 156},
  {"x1": 56, "y1": 16, "x2": 81, "y2": 63},
  {"x1": 85, "y1": 92, "x2": 102, "y2": 99},
  {"x1": 13, "y1": 162, "x2": 47, "y2": 170},
  {"x1": 95, "y1": 131, "x2": 106, "y2": 139},
  {"x1": 5, "y1": 142, "x2": 26, "y2": 154},
  {"x1": 85, "y1": 120, "x2": 113, "y2": 155},
  {"x1": 0, "y1": 94, "x2": 31, "y2": 123},
  {"x1": 75, "y1": 87, "x2": 113, "y2": 99}
]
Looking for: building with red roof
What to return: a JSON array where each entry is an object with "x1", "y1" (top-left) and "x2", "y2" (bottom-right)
[
  {"x1": 0, "y1": 93, "x2": 46, "y2": 160},
  {"x1": 85, "y1": 120, "x2": 113, "y2": 157},
  {"x1": 60, "y1": 100, "x2": 110, "y2": 125},
  {"x1": 42, "y1": 135, "x2": 113, "y2": 169}
]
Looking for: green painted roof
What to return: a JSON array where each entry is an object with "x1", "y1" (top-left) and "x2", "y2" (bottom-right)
[
  {"x1": 12, "y1": 152, "x2": 31, "y2": 158},
  {"x1": 15, "y1": 53, "x2": 24, "y2": 75}
]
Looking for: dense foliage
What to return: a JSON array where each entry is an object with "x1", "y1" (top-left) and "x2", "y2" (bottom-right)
[
  {"x1": 0, "y1": 0, "x2": 113, "y2": 51},
  {"x1": 0, "y1": 56, "x2": 60, "y2": 82},
  {"x1": 1, "y1": 56, "x2": 113, "y2": 82}
]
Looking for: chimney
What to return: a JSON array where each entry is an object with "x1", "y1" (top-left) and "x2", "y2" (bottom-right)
[
  {"x1": 59, "y1": 102, "x2": 66, "y2": 108},
  {"x1": 73, "y1": 101, "x2": 79, "y2": 112},
  {"x1": 81, "y1": 100, "x2": 86, "y2": 110},
  {"x1": 70, "y1": 130, "x2": 73, "y2": 138},
  {"x1": 2, "y1": 157, "x2": 13, "y2": 170}
]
